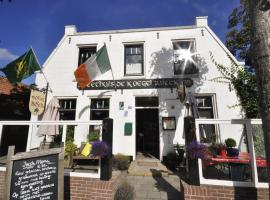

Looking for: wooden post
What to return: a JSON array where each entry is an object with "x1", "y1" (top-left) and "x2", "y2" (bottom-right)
[{"x1": 5, "y1": 146, "x2": 15, "y2": 200}]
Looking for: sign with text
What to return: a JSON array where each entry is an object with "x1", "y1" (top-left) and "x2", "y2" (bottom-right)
[
  {"x1": 83, "y1": 78, "x2": 193, "y2": 90},
  {"x1": 29, "y1": 89, "x2": 46, "y2": 115},
  {"x1": 5, "y1": 147, "x2": 64, "y2": 200}
]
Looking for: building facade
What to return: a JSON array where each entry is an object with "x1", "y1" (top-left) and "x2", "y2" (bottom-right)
[{"x1": 30, "y1": 16, "x2": 242, "y2": 160}]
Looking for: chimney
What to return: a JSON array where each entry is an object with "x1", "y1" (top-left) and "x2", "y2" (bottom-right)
[
  {"x1": 65, "y1": 25, "x2": 77, "y2": 35},
  {"x1": 195, "y1": 16, "x2": 208, "y2": 27}
]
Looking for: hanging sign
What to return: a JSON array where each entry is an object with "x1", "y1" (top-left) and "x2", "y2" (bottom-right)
[
  {"x1": 29, "y1": 89, "x2": 46, "y2": 115},
  {"x1": 177, "y1": 82, "x2": 186, "y2": 103}
]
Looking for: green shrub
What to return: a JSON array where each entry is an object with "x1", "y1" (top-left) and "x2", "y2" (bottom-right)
[
  {"x1": 65, "y1": 140, "x2": 77, "y2": 157},
  {"x1": 113, "y1": 154, "x2": 130, "y2": 170},
  {"x1": 225, "y1": 138, "x2": 237, "y2": 148},
  {"x1": 114, "y1": 181, "x2": 135, "y2": 200},
  {"x1": 88, "y1": 132, "x2": 100, "y2": 142}
]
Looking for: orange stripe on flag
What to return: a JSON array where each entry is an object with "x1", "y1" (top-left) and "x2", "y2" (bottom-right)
[{"x1": 74, "y1": 64, "x2": 91, "y2": 89}]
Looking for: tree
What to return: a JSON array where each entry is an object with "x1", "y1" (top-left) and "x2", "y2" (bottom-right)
[
  {"x1": 224, "y1": 0, "x2": 260, "y2": 118},
  {"x1": 249, "y1": 0, "x2": 270, "y2": 189},
  {"x1": 226, "y1": 0, "x2": 251, "y2": 68}
]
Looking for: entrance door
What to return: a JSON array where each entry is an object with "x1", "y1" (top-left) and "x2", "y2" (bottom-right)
[{"x1": 135, "y1": 97, "x2": 159, "y2": 159}]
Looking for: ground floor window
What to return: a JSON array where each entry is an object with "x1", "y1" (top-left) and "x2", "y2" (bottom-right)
[
  {"x1": 195, "y1": 95, "x2": 217, "y2": 143},
  {"x1": 90, "y1": 98, "x2": 110, "y2": 120}
]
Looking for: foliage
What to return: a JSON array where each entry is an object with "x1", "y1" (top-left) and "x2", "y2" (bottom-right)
[
  {"x1": 210, "y1": 52, "x2": 259, "y2": 118},
  {"x1": 186, "y1": 141, "x2": 211, "y2": 160},
  {"x1": 91, "y1": 141, "x2": 111, "y2": 158},
  {"x1": 113, "y1": 154, "x2": 131, "y2": 170},
  {"x1": 66, "y1": 125, "x2": 75, "y2": 142},
  {"x1": 114, "y1": 181, "x2": 135, "y2": 200},
  {"x1": 65, "y1": 140, "x2": 77, "y2": 157},
  {"x1": 226, "y1": 0, "x2": 251, "y2": 67},
  {"x1": 252, "y1": 125, "x2": 265, "y2": 157},
  {"x1": 208, "y1": 142, "x2": 226, "y2": 156},
  {"x1": 225, "y1": 138, "x2": 237, "y2": 148},
  {"x1": 88, "y1": 132, "x2": 100, "y2": 142}
]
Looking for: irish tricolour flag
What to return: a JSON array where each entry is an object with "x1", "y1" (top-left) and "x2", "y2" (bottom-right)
[{"x1": 74, "y1": 44, "x2": 111, "y2": 89}]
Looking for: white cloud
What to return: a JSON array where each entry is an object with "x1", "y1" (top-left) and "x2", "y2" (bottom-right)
[{"x1": 0, "y1": 48, "x2": 17, "y2": 61}]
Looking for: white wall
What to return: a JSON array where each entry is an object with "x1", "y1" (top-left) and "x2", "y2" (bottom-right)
[{"x1": 33, "y1": 17, "x2": 242, "y2": 159}]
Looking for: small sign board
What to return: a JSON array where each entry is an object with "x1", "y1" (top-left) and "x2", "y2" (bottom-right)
[
  {"x1": 29, "y1": 89, "x2": 46, "y2": 115},
  {"x1": 5, "y1": 146, "x2": 64, "y2": 200}
]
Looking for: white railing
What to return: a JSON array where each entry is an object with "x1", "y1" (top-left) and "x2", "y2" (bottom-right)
[
  {"x1": 195, "y1": 119, "x2": 268, "y2": 188},
  {"x1": 0, "y1": 120, "x2": 103, "y2": 178}
]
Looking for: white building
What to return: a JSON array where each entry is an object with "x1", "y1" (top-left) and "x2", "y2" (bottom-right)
[{"x1": 30, "y1": 16, "x2": 242, "y2": 160}]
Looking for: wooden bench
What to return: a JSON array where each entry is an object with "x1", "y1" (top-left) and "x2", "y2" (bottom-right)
[{"x1": 69, "y1": 143, "x2": 100, "y2": 170}]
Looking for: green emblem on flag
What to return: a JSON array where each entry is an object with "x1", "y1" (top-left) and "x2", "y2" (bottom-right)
[{"x1": 0, "y1": 48, "x2": 41, "y2": 83}]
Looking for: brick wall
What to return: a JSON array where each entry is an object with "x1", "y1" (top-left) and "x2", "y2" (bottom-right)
[
  {"x1": 0, "y1": 170, "x2": 125, "y2": 200},
  {"x1": 0, "y1": 171, "x2": 4, "y2": 200},
  {"x1": 181, "y1": 181, "x2": 269, "y2": 200},
  {"x1": 64, "y1": 171, "x2": 125, "y2": 200}
]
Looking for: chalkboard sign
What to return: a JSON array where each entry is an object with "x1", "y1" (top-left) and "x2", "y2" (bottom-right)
[{"x1": 5, "y1": 146, "x2": 64, "y2": 200}]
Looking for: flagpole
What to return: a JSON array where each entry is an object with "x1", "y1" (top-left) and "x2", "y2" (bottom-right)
[
  {"x1": 30, "y1": 47, "x2": 53, "y2": 93},
  {"x1": 103, "y1": 43, "x2": 117, "y2": 91}
]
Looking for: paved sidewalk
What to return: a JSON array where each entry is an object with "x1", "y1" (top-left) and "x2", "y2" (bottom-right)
[{"x1": 126, "y1": 174, "x2": 183, "y2": 200}]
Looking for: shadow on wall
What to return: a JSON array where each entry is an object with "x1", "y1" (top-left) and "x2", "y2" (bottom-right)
[{"x1": 148, "y1": 47, "x2": 208, "y2": 160}]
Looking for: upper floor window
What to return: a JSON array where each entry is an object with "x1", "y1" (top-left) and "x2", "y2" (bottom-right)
[
  {"x1": 78, "y1": 47, "x2": 96, "y2": 65},
  {"x1": 90, "y1": 98, "x2": 110, "y2": 120},
  {"x1": 173, "y1": 40, "x2": 198, "y2": 76},
  {"x1": 59, "y1": 99, "x2": 76, "y2": 120},
  {"x1": 124, "y1": 44, "x2": 144, "y2": 76}
]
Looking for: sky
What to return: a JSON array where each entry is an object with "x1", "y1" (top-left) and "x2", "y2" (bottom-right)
[{"x1": 0, "y1": 0, "x2": 240, "y2": 84}]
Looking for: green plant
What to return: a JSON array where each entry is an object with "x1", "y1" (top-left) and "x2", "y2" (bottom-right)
[
  {"x1": 208, "y1": 142, "x2": 226, "y2": 156},
  {"x1": 65, "y1": 140, "x2": 77, "y2": 157},
  {"x1": 114, "y1": 181, "x2": 135, "y2": 200},
  {"x1": 113, "y1": 154, "x2": 130, "y2": 170},
  {"x1": 88, "y1": 132, "x2": 100, "y2": 142},
  {"x1": 225, "y1": 138, "x2": 237, "y2": 148}
]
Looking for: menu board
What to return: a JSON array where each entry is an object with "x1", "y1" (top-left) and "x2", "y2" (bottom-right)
[{"x1": 10, "y1": 154, "x2": 58, "y2": 200}]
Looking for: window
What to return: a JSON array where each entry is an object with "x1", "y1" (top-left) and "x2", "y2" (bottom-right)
[
  {"x1": 90, "y1": 98, "x2": 110, "y2": 120},
  {"x1": 124, "y1": 44, "x2": 144, "y2": 76},
  {"x1": 78, "y1": 47, "x2": 96, "y2": 65},
  {"x1": 59, "y1": 99, "x2": 76, "y2": 120},
  {"x1": 173, "y1": 40, "x2": 198, "y2": 76},
  {"x1": 195, "y1": 95, "x2": 217, "y2": 142}
]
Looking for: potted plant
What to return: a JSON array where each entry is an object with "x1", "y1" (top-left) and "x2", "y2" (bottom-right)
[
  {"x1": 208, "y1": 142, "x2": 226, "y2": 157},
  {"x1": 225, "y1": 138, "x2": 239, "y2": 157}
]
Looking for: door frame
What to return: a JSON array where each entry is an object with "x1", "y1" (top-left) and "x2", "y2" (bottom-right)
[{"x1": 135, "y1": 96, "x2": 160, "y2": 160}]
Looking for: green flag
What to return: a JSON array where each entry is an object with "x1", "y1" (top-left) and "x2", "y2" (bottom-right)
[{"x1": 0, "y1": 48, "x2": 41, "y2": 83}]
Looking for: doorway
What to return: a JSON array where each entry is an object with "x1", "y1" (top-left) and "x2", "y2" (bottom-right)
[{"x1": 135, "y1": 97, "x2": 159, "y2": 159}]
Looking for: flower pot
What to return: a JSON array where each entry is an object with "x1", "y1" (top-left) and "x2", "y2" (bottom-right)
[
  {"x1": 226, "y1": 148, "x2": 239, "y2": 157},
  {"x1": 219, "y1": 149, "x2": 227, "y2": 157}
]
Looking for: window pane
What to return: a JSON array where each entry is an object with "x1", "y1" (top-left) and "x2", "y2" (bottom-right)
[
  {"x1": 78, "y1": 47, "x2": 96, "y2": 65},
  {"x1": 126, "y1": 55, "x2": 142, "y2": 64},
  {"x1": 90, "y1": 99, "x2": 109, "y2": 109},
  {"x1": 59, "y1": 99, "x2": 76, "y2": 120},
  {"x1": 90, "y1": 110, "x2": 109, "y2": 120},
  {"x1": 126, "y1": 63, "x2": 142, "y2": 74},
  {"x1": 135, "y1": 97, "x2": 159, "y2": 107}
]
